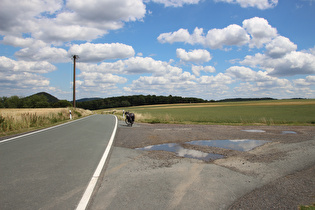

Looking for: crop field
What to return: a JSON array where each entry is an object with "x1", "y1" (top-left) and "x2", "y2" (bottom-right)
[
  {"x1": 106, "y1": 99, "x2": 315, "y2": 125},
  {"x1": 0, "y1": 108, "x2": 93, "y2": 137}
]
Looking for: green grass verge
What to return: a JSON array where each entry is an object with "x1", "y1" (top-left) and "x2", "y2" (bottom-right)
[{"x1": 100, "y1": 99, "x2": 315, "y2": 125}]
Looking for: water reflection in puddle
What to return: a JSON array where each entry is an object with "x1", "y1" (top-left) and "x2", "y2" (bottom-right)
[
  {"x1": 136, "y1": 143, "x2": 224, "y2": 161},
  {"x1": 186, "y1": 140, "x2": 269, "y2": 152},
  {"x1": 282, "y1": 131, "x2": 297, "y2": 134},
  {"x1": 242, "y1": 129, "x2": 265, "y2": 133}
]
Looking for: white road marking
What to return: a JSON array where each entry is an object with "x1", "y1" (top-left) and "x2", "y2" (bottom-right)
[{"x1": 76, "y1": 115, "x2": 118, "y2": 210}]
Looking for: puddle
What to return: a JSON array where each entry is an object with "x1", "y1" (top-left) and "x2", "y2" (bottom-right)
[
  {"x1": 136, "y1": 139, "x2": 270, "y2": 161},
  {"x1": 136, "y1": 143, "x2": 224, "y2": 161},
  {"x1": 242, "y1": 129, "x2": 265, "y2": 133},
  {"x1": 186, "y1": 139, "x2": 270, "y2": 152},
  {"x1": 282, "y1": 131, "x2": 297, "y2": 134}
]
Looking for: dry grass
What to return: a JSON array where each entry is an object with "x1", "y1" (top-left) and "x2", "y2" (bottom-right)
[{"x1": 0, "y1": 108, "x2": 93, "y2": 137}]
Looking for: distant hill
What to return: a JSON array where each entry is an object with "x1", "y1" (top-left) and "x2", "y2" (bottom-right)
[
  {"x1": 217, "y1": 97, "x2": 275, "y2": 102},
  {"x1": 76, "y1": 97, "x2": 102, "y2": 103},
  {"x1": 28, "y1": 92, "x2": 59, "y2": 103}
]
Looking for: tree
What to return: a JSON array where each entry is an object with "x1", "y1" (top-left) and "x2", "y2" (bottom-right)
[
  {"x1": 53, "y1": 100, "x2": 72, "y2": 108},
  {"x1": 120, "y1": 100, "x2": 131, "y2": 107},
  {"x1": 4, "y1": 96, "x2": 21, "y2": 108}
]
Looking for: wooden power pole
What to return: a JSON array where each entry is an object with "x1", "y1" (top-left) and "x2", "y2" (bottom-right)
[{"x1": 72, "y1": 55, "x2": 78, "y2": 108}]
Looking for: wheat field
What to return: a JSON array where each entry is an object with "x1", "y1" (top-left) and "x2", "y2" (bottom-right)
[{"x1": 0, "y1": 108, "x2": 93, "y2": 136}]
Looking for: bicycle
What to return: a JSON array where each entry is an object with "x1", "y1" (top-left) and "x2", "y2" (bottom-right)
[{"x1": 124, "y1": 111, "x2": 135, "y2": 127}]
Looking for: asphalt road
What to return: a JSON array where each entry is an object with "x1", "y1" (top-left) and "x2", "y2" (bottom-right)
[{"x1": 0, "y1": 115, "x2": 117, "y2": 210}]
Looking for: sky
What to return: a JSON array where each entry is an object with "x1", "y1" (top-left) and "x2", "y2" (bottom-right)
[{"x1": 0, "y1": 0, "x2": 315, "y2": 101}]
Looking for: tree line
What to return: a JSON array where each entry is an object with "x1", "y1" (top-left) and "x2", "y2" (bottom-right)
[
  {"x1": 77, "y1": 95, "x2": 207, "y2": 110},
  {"x1": 0, "y1": 95, "x2": 71, "y2": 108},
  {"x1": 0, "y1": 91, "x2": 281, "y2": 110}
]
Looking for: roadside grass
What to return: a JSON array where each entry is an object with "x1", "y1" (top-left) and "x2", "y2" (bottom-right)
[
  {"x1": 299, "y1": 203, "x2": 315, "y2": 210},
  {"x1": 0, "y1": 108, "x2": 93, "y2": 137},
  {"x1": 102, "y1": 99, "x2": 315, "y2": 126}
]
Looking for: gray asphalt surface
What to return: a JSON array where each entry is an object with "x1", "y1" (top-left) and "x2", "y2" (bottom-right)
[{"x1": 0, "y1": 115, "x2": 116, "y2": 210}]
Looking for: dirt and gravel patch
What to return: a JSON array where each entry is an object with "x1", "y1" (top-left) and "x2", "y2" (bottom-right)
[
  {"x1": 115, "y1": 123, "x2": 314, "y2": 161},
  {"x1": 115, "y1": 122, "x2": 315, "y2": 208}
]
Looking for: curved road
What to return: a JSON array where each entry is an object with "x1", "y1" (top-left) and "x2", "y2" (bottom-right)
[{"x1": 0, "y1": 115, "x2": 117, "y2": 210}]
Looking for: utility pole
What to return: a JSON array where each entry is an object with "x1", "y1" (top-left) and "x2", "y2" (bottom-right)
[{"x1": 72, "y1": 55, "x2": 79, "y2": 108}]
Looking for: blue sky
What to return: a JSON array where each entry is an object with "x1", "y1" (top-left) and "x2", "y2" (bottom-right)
[{"x1": 0, "y1": 0, "x2": 314, "y2": 100}]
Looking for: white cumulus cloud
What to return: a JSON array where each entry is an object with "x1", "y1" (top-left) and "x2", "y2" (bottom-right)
[
  {"x1": 241, "y1": 51, "x2": 315, "y2": 76},
  {"x1": 0, "y1": 0, "x2": 146, "y2": 44},
  {"x1": 150, "y1": 0, "x2": 202, "y2": 7},
  {"x1": 215, "y1": 0, "x2": 278, "y2": 10},
  {"x1": 176, "y1": 48, "x2": 212, "y2": 63},
  {"x1": 192, "y1": 65, "x2": 216, "y2": 76},
  {"x1": 265, "y1": 36, "x2": 297, "y2": 58},
  {"x1": 68, "y1": 43, "x2": 135, "y2": 63},
  {"x1": 243, "y1": 17, "x2": 278, "y2": 48},
  {"x1": 0, "y1": 56, "x2": 56, "y2": 73},
  {"x1": 205, "y1": 24, "x2": 250, "y2": 49}
]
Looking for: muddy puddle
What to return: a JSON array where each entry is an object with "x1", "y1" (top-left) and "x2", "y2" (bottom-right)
[{"x1": 136, "y1": 139, "x2": 269, "y2": 161}]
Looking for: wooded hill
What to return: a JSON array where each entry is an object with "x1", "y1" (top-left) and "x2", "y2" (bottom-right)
[{"x1": 0, "y1": 92, "x2": 71, "y2": 108}]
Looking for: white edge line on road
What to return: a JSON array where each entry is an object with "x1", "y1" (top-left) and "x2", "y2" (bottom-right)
[
  {"x1": 0, "y1": 115, "x2": 94, "y2": 145},
  {"x1": 75, "y1": 115, "x2": 118, "y2": 210}
]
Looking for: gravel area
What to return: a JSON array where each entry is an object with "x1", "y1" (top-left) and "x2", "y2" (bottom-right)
[{"x1": 115, "y1": 122, "x2": 315, "y2": 209}]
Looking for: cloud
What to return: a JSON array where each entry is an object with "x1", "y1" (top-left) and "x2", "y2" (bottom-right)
[
  {"x1": 265, "y1": 36, "x2": 297, "y2": 58},
  {"x1": 158, "y1": 25, "x2": 250, "y2": 49},
  {"x1": 68, "y1": 43, "x2": 135, "y2": 62},
  {"x1": 124, "y1": 72, "x2": 196, "y2": 95},
  {"x1": 67, "y1": 0, "x2": 145, "y2": 22},
  {"x1": 2, "y1": 36, "x2": 46, "y2": 48},
  {"x1": 176, "y1": 48, "x2": 212, "y2": 63},
  {"x1": 294, "y1": 76, "x2": 315, "y2": 86},
  {"x1": 269, "y1": 51, "x2": 315, "y2": 76},
  {"x1": 0, "y1": 56, "x2": 56, "y2": 73},
  {"x1": 214, "y1": 0, "x2": 278, "y2": 10},
  {"x1": 192, "y1": 65, "x2": 216, "y2": 76},
  {"x1": 78, "y1": 72, "x2": 127, "y2": 90},
  {"x1": 225, "y1": 66, "x2": 294, "y2": 98},
  {"x1": 199, "y1": 73, "x2": 233, "y2": 86},
  {"x1": 0, "y1": 56, "x2": 53, "y2": 95},
  {"x1": 0, "y1": 0, "x2": 63, "y2": 35},
  {"x1": 33, "y1": 23, "x2": 106, "y2": 44},
  {"x1": 0, "y1": 71, "x2": 50, "y2": 89},
  {"x1": 158, "y1": 18, "x2": 285, "y2": 49},
  {"x1": 157, "y1": 28, "x2": 191, "y2": 44},
  {"x1": 205, "y1": 24, "x2": 250, "y2": 49},
  {"x1": 78, "y1": 56, "x2": 197, "y2": 96},
  {"x1": 78, "y1": 56, "x2": 183, "y2": 76},
  {"x1": 243, "y1": 17, "x2": 277, "y2": 48},
  {"x1": 226, "y1": 66, "x2": 290, "y2": 87},
  {"x1": 150, "y1": 0, "x2": 202, "y2": 7},
  {"x1": 0, "y1": 0, "x2": 146, "y2": 44},
  {"x1": 15, "y1": 46, "x2": 69, "y2": 63},
  {"x1": 241, "y1": 51, "x2": 315, "y2": 76},
  {"x1": 226, "y1": 66, "x2": 258, "y2": 81},
  {"x1": 123, "y1": 57, "x2": 182, "y2": 75}
]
